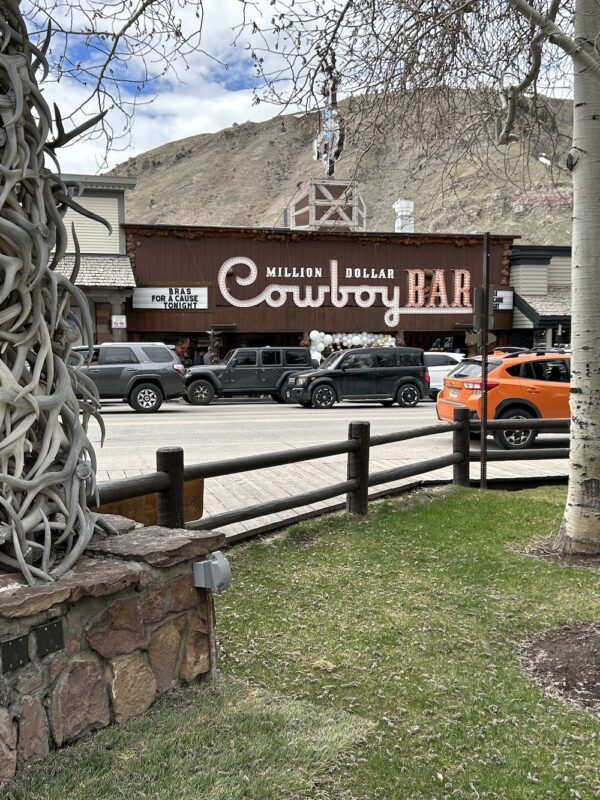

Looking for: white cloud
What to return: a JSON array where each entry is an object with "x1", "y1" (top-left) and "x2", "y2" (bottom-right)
[
  {"x1": 48, "y1": 79, "x2": 279, "y2": 173},
  {"x1": 28, "y1": 0, "x2": 285, "y2": 174}
]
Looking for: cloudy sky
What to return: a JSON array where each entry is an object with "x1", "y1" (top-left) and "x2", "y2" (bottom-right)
[
  {"x1": 27, "y1": 1, "x2": 573, "y2": 177},
  {"x1": 28, "y1": 0, "x2": 286, "y2": 174}
]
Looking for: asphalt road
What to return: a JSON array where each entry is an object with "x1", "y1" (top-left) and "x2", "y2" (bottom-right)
[
  {"x1": 91, "y1": 396, "x2": 569, "y2": 479},
  {"x1": 91, "y1": 397, "x2": 448, "y2": 478}
]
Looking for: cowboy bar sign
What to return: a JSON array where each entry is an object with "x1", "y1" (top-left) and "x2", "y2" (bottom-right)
[{"x1": 219, "y1": 257, "x2": 472, "y2": 328}]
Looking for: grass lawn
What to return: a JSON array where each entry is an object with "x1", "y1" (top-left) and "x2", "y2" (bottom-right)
[{"x1": 7, "y1": 487, "x2": 600, "y2": 799}]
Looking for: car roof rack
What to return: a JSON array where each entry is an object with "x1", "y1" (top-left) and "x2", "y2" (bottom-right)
[{"x1": 504, "y1": 347, "x2": 571, "y2": 357}]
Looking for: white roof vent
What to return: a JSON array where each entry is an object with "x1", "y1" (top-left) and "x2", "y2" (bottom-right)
[{"x1": 393, "y1": 198, "x2": 414, "y2": 233}]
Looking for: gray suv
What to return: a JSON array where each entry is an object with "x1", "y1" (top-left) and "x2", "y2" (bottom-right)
[
  {"x1": 185, "y1": 347, "x2": 317, "y2": 404},
  {"x1": 71, "y1": 342, "x2": 185, "y2": 412}
]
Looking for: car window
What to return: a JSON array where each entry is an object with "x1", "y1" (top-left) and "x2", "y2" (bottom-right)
[
  {"x1": 341, "y1": 352, "x2": 375, "y2": 369},
  {"x1": 221, "y1": 350, "x2": 235, "y2": 364},
  {"x1": 449, "y1": 359, "x2": 502, "y2": 378},
  {"x1": 100, "y1": 347, "x2": 139, "y2": 365},
  {"x1": 399, "y1": 352, "x2": 422, "y2": 366},
  {"x1": 505, "y1": 364, "x2": 522, "y2": 377},
  {"x1": 376, "y1": 351, "x2": 396, "y2": 367},
  {"x1": 523, "y1": 359, "x2": 570, "y2": 382},
  {"x1": 142, "y1": 346, "x2": 174, "y2": 363},
  {"x1": 320, "y1": 352, "x2": 343, "y2": 369},
  {"x1": 261, "y1": 350, "x2": 281, "y2": 366},
  {"x1": 425, "y1": 353, "x2": 455, "y2": 367},
  {"x1": 234, "y1": 351, "x2": 257, "y2": 366},
  {"x1": 285, "y1": 350, "x2": 310, "y2": 366}
]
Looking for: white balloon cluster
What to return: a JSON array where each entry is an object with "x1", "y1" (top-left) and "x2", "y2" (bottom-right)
[{"x1": 308, "y1": 330, "x2": 396, "y2": 354}]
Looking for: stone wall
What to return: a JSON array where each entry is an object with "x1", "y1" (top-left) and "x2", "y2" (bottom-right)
[{"x1": 0, "y1": 523, "x2": 225, "y2": 783}]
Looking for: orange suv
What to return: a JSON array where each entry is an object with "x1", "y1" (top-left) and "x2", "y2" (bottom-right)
[{"x1": 436, "y1": 350, "x2": 571, "y2": 449}]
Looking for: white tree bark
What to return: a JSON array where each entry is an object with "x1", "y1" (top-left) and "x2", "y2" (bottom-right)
[{"x1": 557, "y1": 0, "x2": 600, "y2": 553}]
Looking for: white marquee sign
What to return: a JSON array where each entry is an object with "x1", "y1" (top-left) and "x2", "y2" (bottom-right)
[
  {"x1": 133, "y1": 287, "x2": 208, "y2": 311},
  {"x1": 493, "y1": 289, "x2": 514, "y2": 310},
  {"x1": 218, "y1": 257, "x2": 473, "y2": 328}
]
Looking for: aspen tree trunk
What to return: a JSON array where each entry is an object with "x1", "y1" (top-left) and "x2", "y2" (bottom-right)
[{"x1": 556, "y1": 0, "x2": 600, "y2": 553}]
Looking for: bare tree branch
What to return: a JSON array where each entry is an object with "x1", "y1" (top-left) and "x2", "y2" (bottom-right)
[{"x1": 508, "y1": 0, "x2": 600, "y2": 78}]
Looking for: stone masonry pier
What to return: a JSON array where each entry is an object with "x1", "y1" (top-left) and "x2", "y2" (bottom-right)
[{"x1": 0, "y1": 519, "x2": 224, "y2": 783}]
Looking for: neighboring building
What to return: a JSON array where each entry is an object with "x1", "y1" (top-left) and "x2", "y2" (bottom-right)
[
  {"x1": 56, "y1": 174, "x2": 137, "y2": 342},
  {"x1": 509, "y1": 245, "x2": 571, "y2": 348},
  {"x1": 123, "y1": 223, "x2": 514, "y2": 358}
]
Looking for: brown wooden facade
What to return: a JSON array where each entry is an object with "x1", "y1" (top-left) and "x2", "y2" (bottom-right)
[{"x1": 124, "y1": 224, "x2": 514, "y2": 348}]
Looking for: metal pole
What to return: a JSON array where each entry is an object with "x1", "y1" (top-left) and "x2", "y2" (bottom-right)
[{"x1": 480, "y1": 232, "x2": 490, "y2": 489}]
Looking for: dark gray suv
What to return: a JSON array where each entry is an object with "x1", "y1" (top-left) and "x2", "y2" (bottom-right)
[
  {"x1": 71, "y1": 343, "x2": 185, "y2": 412},
  {"x1": 184, "y1": 347, "x2": 317, "y2": 405},
  {"x1": 288, "y1": 347, "x2": 429, "y2": 408}
]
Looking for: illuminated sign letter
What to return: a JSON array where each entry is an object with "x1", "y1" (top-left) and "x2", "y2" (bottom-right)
[
  {"x1": 451, "y1": 269, "x2": 471, "y2": 307},
  {"x1": 428, "y1": 269, "x2": 449, "y2": 307},
  {"x1": 406, "y1": 269, "x2": 426, "y2": 307}
]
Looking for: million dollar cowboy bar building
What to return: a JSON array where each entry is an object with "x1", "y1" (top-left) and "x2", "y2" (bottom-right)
[{"x1": 123, "y1": 224, "x2": 515, "y2": 353}]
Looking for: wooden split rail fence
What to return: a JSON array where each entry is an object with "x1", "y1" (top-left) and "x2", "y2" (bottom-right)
[{"x1": 93, "y1": 407, "x2": 569, "y2": 535}]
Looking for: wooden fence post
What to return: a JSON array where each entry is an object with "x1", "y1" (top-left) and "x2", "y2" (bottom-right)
[
  {"x1": 346, "y1": 421, "x2": 370, "y2": 515},
  {"x1": 156, "y1": 447, "x2": 185, "y2": 528},
  {"x1": 452, "y1": 406, "x2": 471, "y2": 487}
]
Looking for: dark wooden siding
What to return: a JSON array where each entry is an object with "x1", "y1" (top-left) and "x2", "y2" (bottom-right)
[{"x1": 125, "y1": 226, "x2": 513, "y2": 334}]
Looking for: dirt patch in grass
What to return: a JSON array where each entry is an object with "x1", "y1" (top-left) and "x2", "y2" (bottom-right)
[
  {"x1": 520, "y1": 539, "x2": 600, "y2": 715},
  {"x1": 522, "y1": 623, "x2": 600, "y2": 715},
  {"x1": 522, "y1": 538, "x2": 600, "y2": 571}
]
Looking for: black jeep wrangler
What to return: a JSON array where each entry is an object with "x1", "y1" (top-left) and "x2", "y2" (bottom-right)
[
  {"x1": 288, "y1": 346, "x2": 429, "y2": 408},
  {"x1": 184, "y1": 347, "x2": 317, "y2": 405}
]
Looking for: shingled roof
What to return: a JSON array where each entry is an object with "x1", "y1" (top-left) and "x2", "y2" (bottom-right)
[
  {"x1": 55, "y1": 255, "x2": 136, "y2": 288},
  {"x1": 515, "y1": 286, "x2": 571, "y2": 325}
]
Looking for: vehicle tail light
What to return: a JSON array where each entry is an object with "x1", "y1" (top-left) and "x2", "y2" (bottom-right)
[
  {"x1": 424, "y1": 369, "x2": 430, "y2": 384},
  {"x1": 173, "y1": 363, "x2": 185, "y2": 376},
  {"x1": 463, "y1": 380, "x2": 500, "y2": 390}
]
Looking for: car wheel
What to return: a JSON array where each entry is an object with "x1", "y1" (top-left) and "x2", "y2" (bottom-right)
[
  {"x1": 494, "y1": 409, "x2": 536, "y2": 450},
  {"x1": 129, "y1": 383, "x2": 163, "y2": 413},
  {"x1": 270, "y1": 392, "x2": 285, "y2": 403},
  {"x1": 396, "y1": 383, "x2": 420, "y2": 408},
  {"x1": 311, "y1": 384, "x2": 336, "y2": 409},
  {"x1": 187, "y1": 379, "x2": 214, "y2": 405},
  {"x1": 380, "y1": 400, "x2": 395, "y2": 407}
]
